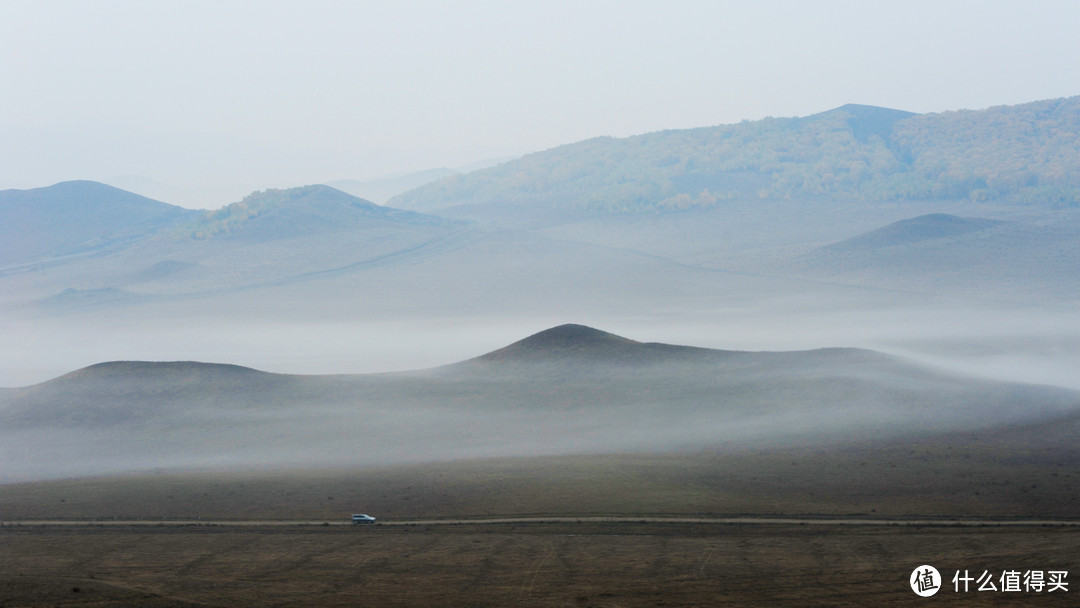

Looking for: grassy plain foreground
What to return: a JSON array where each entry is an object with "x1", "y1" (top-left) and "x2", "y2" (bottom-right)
[
  {"x1": 4, "y1": 414, "x2": 1080, "y2": 522},
  {"x1": 2, "y1": 524, "x2": 1078, "y2": 607},
  {"x1": 3, "y1": 421, "x2": 1080, "y2": 607}
]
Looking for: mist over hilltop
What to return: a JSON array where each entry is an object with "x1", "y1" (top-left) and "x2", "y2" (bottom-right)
[
  {"x1": 2, "y1": 325, "x2": 1077, "y2": 482},
  {"x1": 2, "y1": 96, "x2": 1080, "y2": 393}
]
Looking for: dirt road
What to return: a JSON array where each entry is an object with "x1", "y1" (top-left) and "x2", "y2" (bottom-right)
[{"x1": 6, "y1": 516, "x2": 1080, "y2": 527}]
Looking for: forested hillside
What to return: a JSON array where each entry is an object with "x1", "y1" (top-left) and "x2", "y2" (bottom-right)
[{"x1": 390, "y1": 97, "x2": 1080, "y2": 213}]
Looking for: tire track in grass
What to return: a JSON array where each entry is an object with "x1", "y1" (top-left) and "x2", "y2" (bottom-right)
[{"x1": 518, "y1": 539, "x2": 557, "y2": 598}]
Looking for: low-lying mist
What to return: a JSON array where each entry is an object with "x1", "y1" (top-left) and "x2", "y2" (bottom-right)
[
  {"x1": 2, "y1": 326, "x2": 1077, "y2": 483},
  {"x1": 4, "y1": 299, "x2": 1079, "y2": 390}
]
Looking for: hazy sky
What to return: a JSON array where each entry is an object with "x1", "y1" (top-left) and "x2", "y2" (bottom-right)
[{"x1": 2, "y1": 0, "x2": 1078, "y2": 207}]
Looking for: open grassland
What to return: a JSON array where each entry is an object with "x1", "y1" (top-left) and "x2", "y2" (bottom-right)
[
  {"x1": 3, "y1": 416, "x2": 1079, "y2": 523},
  {"x1": 2, "y1": 421, "x2": 1078, "y2": 606},
  {"x1": 1, "y1": 523, "x2": 1078, "y2": 607}
]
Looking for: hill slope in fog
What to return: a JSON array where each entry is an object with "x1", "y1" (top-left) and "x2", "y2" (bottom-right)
[
  {"x1": 0, "y1": 181, "x2": 197, "y2": 264},
  {"x1": 1, "y1": 325, "x2": 1076, "y2": 482}
]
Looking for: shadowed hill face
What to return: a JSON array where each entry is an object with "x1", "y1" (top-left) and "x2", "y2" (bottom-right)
[
  {"x1": 825, "y1": 213, "x2": 1004, "y2": 251},
  {"x1": 476, "y1": 324, "x2": 639, "y2": 361},
  {"x1": 469, "y1": 324, "x2": 731, "y2": 366}
]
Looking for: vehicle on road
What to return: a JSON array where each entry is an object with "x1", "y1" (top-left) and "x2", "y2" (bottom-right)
[{"x1": 351, "y1": 513, "x2": 376, "y2": 524}]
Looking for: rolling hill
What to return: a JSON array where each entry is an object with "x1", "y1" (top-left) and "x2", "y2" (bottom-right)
[
  {"x1": 177, "y1": 184, "x2": 457, "y2": 242},
  {"x1": 470, "y1": 323, "x2": 692, "y2": 364},
  {"x1": 1, "y1": 324, "x2": 1076, "y2": 482},
  {"x1": 0, "y1": 182, "x2": 461, "y2": 266},
  {"x1": 389, "y1": 97, "x2": 1080, "y2": 214},
  {"x1": 0, "y1": 180, "x2": 198, "y2": 264},
  {"x1": 0, "y1": 182, "x2": 477, "y2": 310},
  {"x1": 4, "y1": 99, "x2": 1079, "y2": 397},
  {"x1": 769, "y1": 211, "x2": 1080, "y2": 301},
  {"x1": 822, "y1": 213, "x2": 1004, "y2": 251}
]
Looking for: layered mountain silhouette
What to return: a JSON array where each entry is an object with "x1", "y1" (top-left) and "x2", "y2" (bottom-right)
[
  {"x1": 325, "y1": 168, "x2": 459, "y2": 204},
  {"x1": 0, "y1": 181, "x2": 477, "y2": 310},
  {"x1": 0, "y1": 181, "x2": 458, "y2": 267},
  {"x1": 4, "y1": 95, "x2": 1079, "y2": 320}
]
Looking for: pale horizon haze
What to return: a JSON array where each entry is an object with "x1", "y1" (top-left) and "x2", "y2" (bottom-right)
[{"x1": 2, "y1": 0, "x2": 1079, "y2": 208}]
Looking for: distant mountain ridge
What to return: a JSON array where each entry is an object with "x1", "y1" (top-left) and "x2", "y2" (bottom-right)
[
  {"x1": 0, "y1": 181, "x2": 460, "y2": 268},
  {"x1": 326, "y1": 157, "x2": 520, "y2": 203},
  {"x1": 0, "y1": 180, "x2": 197, "y2": 264},
  {"x1": 325, "y1": 168, "x2": 459, "y2": 204},
  {"x1": 390, "y1": 96, "x2": 1080, "y2": 213}
]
